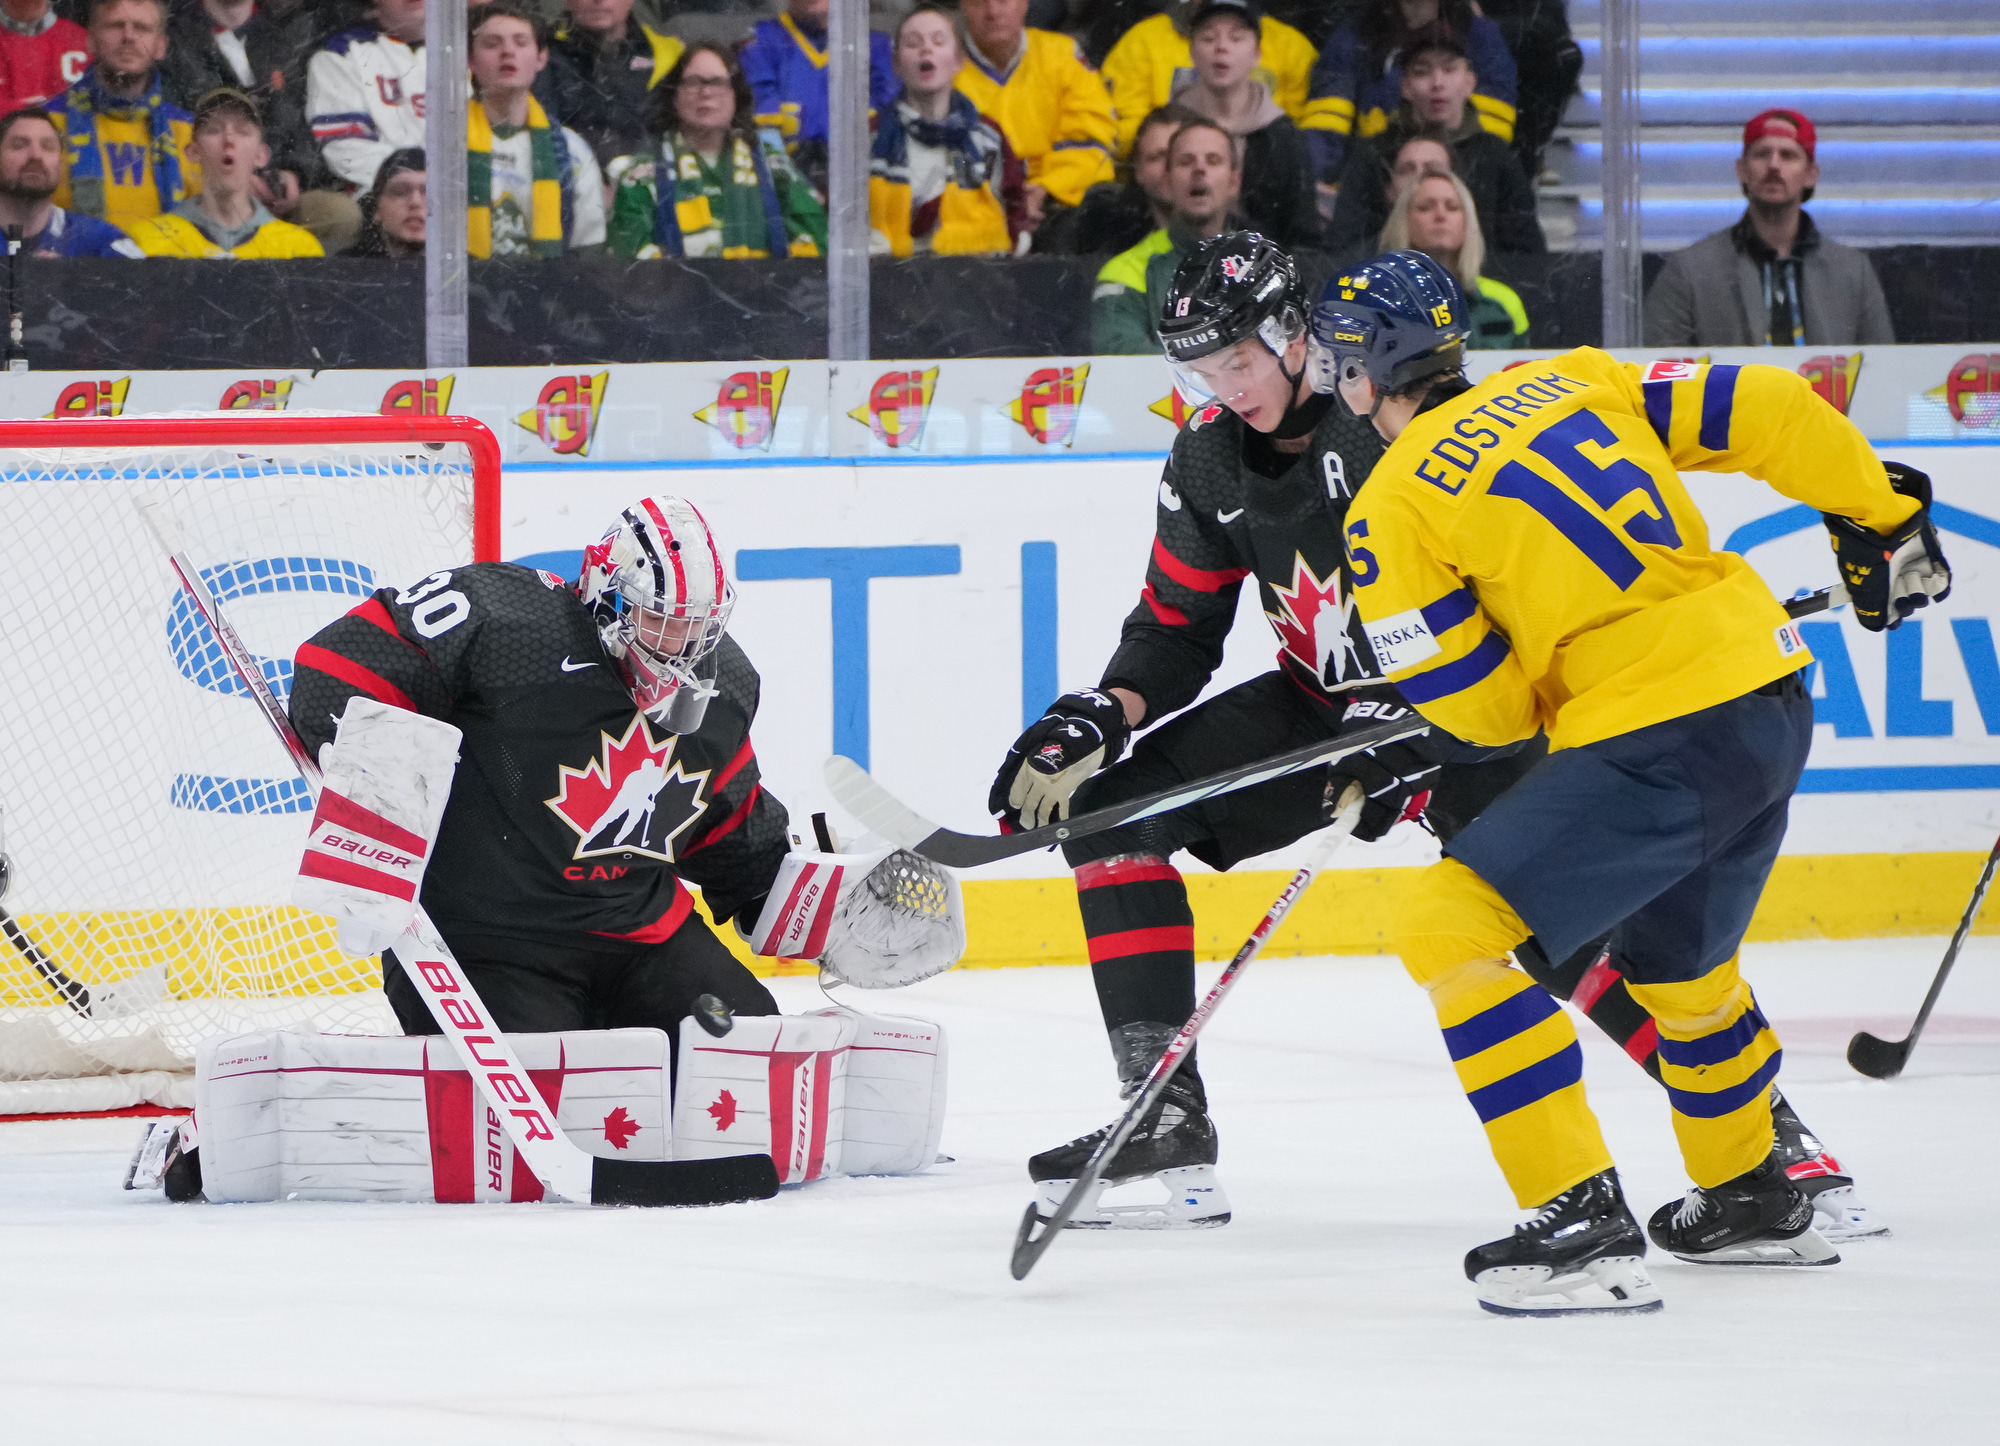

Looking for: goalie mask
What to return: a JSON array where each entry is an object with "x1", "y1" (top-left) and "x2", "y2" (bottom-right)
[{"x1": 579, "y1": 497, "x2": 735, "y2": 733}]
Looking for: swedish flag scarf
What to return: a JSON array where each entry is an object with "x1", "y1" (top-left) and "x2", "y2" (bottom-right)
[
  {"x1": 61, "y1": 71, "x2": 187, "y2": 220},
  {"x1": 467, "y1": 95, "x2": 563, "y2": 258}
]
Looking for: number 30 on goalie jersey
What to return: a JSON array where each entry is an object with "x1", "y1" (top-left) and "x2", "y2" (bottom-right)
[{"x1": 1346, "y1": 350, "x2": 1921, "y2": 752}]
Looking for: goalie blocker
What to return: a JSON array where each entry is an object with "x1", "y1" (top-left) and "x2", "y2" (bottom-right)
[{"x1": 127, "y1": 1006, "x2": 946, "y2": 1203}]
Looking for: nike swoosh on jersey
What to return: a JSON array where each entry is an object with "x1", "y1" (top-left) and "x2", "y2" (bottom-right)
[
  {"x1": 1159, "y1": 480, "x2": 1182, "y2": 511},
  {"x1": 560, "y1": 657, "x2": 596, "y2": 672},
  {"x1": 1217, "y1": 507, "x2": 1245, "y2": 524}
]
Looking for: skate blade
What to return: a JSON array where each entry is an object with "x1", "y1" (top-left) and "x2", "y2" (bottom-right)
[
  {"x1": 1474, "y1": 1256, "x2": 1664, "y2": 1317},
  {"x1": 1672, "y1": 1227, "x2": 1841, "y2": 1267},
  {"x1": 1808, "y1": 1185, "x2": 1890, "y2": 1242},
  {"x1": 1033, "y1": 1165, "x2": 1232, "y2": 1231}
]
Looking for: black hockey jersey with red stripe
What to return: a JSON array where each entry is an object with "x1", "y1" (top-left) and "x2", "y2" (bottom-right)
[
  {"x1": 289, "y1": 562, "x2": 789, "y2": 947},
  {"x1": 1102, "y1": 393, "x2": 1391, "y2": 720}
]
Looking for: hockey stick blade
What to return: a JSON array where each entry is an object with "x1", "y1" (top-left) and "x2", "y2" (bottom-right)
[
  {"x1": 1010, "y1": 793, "x2": 1365, "y2": 1280},
  {"x1": 592, "y1": 1152, "x2": 780, "y2": 1207},
  {"x1": 827, "y1": 715, "x2": 1425, "y2": 869},
  {"x1": 1847, "y1": 830, "x2": 2000, "y2": 1079}
]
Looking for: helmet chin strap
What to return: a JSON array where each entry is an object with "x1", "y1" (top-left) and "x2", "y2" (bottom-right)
[{"x1": 1272, "y1": 355, "x2": 1325, "y2": 439}]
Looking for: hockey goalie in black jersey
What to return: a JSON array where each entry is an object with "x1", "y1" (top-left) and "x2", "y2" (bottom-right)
[
  {"x1": 988, "y1": 233, "x2": 1881, "y2": 1246},
  {"x1": 288, "y1": 495, "x2": 963, "y2": 1054}
]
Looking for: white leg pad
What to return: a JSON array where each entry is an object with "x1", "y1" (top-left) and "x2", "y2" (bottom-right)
[
  {"x1": 194, "y1": 1028, "x2": 674, "y2": 1203},
  {"x1": 672, "y1": 1007, "x2": 946, "y2": 1183}
]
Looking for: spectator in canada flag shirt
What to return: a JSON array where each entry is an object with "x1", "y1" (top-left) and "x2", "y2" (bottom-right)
[{"x1": 0, "y1": 0, "x2": 86, "y2": 114}]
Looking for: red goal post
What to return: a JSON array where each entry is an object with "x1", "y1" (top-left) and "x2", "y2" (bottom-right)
[
  {"x1": 0, "y1": 412, "x2": 504, "y2": 561},
  {"x1": 0, "y1": 410, "x2": 503, "y2": 1114}
]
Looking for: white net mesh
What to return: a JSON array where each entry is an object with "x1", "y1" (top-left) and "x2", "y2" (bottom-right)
[{"x1": 0, "y1": 422, "x2": 481, "y2": 1103}]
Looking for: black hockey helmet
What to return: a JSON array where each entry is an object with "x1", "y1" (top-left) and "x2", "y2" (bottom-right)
[
  {"x1": 1308, "y1": 249, "x2": 1470, "y2": 397},
  {"x1": 1158, "y1": 231, "x2": 1308, "y2": 401}
]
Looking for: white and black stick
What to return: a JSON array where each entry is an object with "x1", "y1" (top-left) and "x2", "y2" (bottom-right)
[
  {"x1": 1848, "y1": 830, "x2": 2000, "y2": 1080},
  {"x1": 0, "y1": 813, "x2": 92, "y2": 1015},
  {"x1": 1009, "y1": 789, "x2": 1365, "y2": 1280},
  {"x1": 831, "y1": 586, "x2": 1847, "y2": 871},
  {"x1": 137, "y1": 499, "x2": 776, "y2": 1207}
]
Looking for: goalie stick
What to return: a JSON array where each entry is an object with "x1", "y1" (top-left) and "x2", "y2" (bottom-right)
[
  {"x1": 1010, "y1": 788, "x2": 1366, "y2": 1280},
  {"x1": 826, "y1": 585, "x2": 1846, "y2": 869},
  {"x1": 136, "y1": 498, "x2": 778, "y2": 1208},
  {"x1": 1848, "y1": 829, "x2": 2000, "y2": 1080}
]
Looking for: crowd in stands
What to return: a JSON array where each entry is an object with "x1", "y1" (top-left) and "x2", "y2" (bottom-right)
[{"x1": 0, "y1": 0, "x2": 1898, "y2": 353}]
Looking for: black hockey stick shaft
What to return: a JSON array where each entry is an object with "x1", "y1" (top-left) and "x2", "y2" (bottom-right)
[
  {"x1": 0, "y1": 832, "x2": 93, "y2": 1014},
  {"x1": 1009, "y1": 793, "x2": 1363, "y2": 1280},
  {"x1": 1847, "y1": 831, "x2": 2000, "y2": 1080},
  {"x1": 836, "y1": 586, "x2": 1844, "y2": 871},
  {"x1": 141, "y1": 507, "x2": 776, "y2": 1206},
  {"x1": 830, "y1": 714, "x2": 1427, "y2": 869},
  {"x1": 0, "y1": 902, "x2": 91, "y2": 1014}
]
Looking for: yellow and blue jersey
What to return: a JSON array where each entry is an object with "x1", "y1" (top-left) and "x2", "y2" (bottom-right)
[{"x1": 1346, "y1": 347, "x2": 1918, "y2": 751}]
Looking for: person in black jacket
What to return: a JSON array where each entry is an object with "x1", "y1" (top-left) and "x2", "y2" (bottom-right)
[
  {"x1": 1168, "y1": 0, "x2": 1318, "y2": 246},
  {"x1": 1325, "y1": 23, "x2": 1543, "y2": 260},
  {"x1": 532, "y1": 0, "x2": 681, "y2": 168},
  {"x1": 158, "y1": 0, "x2": 361, "y2": 249}
]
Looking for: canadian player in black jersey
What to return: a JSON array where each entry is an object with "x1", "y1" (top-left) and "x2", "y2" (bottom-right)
[
  {"x1": 289, "y1": 497, "x2": 794, "y2": 1050},
  {"x1": 989, "y1": 234, "x2": 1881, "y2": 1244}
]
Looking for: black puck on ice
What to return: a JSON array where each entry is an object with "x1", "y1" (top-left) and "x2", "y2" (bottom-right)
[{"x1": 692, "y1": 993, "x2": 734, "y2": 1037}]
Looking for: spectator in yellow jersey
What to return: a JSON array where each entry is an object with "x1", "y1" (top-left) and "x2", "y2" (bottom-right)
[
  {"x1": 870, "y1": 6, "x2": 1026, "y2": 257},
  {"x1": 1377, "y1": 166, "x2": 1527, "y2": 346},
  {"x1": 953, "y1": 0, "x2": 1114, "y2": 222},
  {"x1": 1316, "y1": 249, "x2": 1949, "y2": 1309},
  {"x1": 1101, "y1": 0, "x2": 1316, "y2": 158},
  {"x1": 125, "y1": 87, "x2": 320, "y2": 255},
  {"x1": 48, "y1": 0, "x2": 198, "y2": 232}
]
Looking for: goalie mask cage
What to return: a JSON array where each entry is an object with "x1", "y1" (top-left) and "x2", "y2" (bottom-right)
[{"x1": 0, "y1": 413, "x2": 502, "y2": 1115}]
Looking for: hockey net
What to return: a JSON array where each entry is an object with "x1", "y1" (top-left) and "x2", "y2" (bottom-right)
[{"x1": 0, "y1": 413, "x2": 500, "y2": 1114}]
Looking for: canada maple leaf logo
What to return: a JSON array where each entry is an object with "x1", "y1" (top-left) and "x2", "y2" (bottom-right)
[
  {"x1": 1266, "y1": 554, "x2": 1368, "y2": 688},
  {"x1": 545, "y1": 714, "x2": 711, "y2": 862},
  {"x1": 602, "y1": 1106, "x2": 639, "y2": 1150},
  {"x1": 705, "y1": 1089, "x2": 738, "y2": 1132}
]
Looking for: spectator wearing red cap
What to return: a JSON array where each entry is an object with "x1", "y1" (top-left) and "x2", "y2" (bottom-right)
[{"x1": 1645, "y1": 108, "x2": 1894, "y2": 347}]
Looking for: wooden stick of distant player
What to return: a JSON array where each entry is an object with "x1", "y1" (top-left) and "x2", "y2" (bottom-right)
[{"x1": 137, "y1": 497, "x2": 776, "y2": 1207}]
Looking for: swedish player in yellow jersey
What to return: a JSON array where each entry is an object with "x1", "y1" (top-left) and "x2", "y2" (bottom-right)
[{"x1": 1310, "y1": 251, "x2": 1950, "y2": 1314}]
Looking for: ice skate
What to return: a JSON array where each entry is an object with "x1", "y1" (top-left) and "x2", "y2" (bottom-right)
[
  {"x1": 1028, "y1": 1022, "x2": 1229, "y2": 1230},
  {"x1": 1647, "y1": 1152, "x2": 1840, "y2": 1265},
  {"x1": 1770, "y1": 1088, "x2": 1889, "y2": 1242},
  {"x1": 1465, "y1": 1169, "x2": 1663, "y2": 1316}
]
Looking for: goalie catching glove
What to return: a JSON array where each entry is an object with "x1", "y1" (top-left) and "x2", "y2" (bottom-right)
[
  {"x1": 1823, "y1": 461, "x2": 1952, "y2": 632},
  {"x1": 988, "y1": 689, "x2": 1133, "y2": 830},
  {"x1": 293, "y1": 697, "x2": 461, "y2": 957},
  {"x1": 746, "y1": 847, "x2": 966, "y2": 989}
]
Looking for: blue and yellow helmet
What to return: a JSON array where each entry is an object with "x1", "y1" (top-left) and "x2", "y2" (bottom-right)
[{"x1": 1308, "y1": 250, "x2": 1470, "y2": 396}]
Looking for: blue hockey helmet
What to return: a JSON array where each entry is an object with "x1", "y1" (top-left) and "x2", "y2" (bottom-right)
[{"x1": 1308, "y1": 250, "x2": 1470, "y2": 397}]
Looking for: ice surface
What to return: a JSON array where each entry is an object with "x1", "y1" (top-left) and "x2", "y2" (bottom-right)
[{"x1": 2, "y1": 938, "x2": 1995, "y2": 1445}]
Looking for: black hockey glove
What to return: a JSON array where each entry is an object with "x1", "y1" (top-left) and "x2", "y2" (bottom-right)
[
  {"x1": 988, "y1": 689, "x2": 1133, "y2": 831},
  {"x1": 1823, "y1": 461, "x2": 1952, "y2": 633},
  {"x1": 1323, "y1": 738, "x2": 1440, "y2": 843}
]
